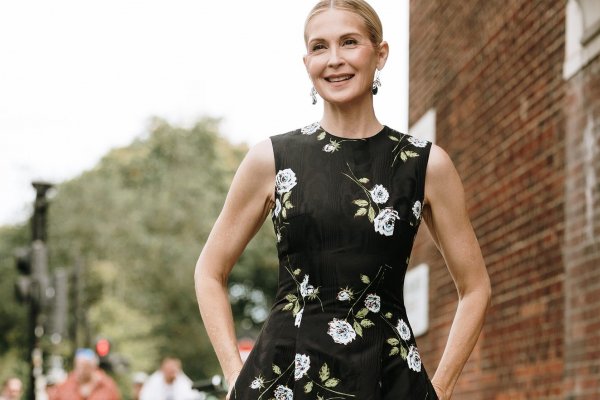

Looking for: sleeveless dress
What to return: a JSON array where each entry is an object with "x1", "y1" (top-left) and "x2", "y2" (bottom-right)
[{"x1": 231, "y1": 123, "x2": 439, "y2": 400}]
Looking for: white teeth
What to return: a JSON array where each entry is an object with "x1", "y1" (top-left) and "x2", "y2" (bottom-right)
[{"x1": 328, "y1": 75, "x2": 352, "y2": 82}]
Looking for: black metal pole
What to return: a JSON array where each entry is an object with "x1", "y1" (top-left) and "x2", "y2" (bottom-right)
[{"x1": 26, "y1": 182, "x2": 53, "y2": 400}]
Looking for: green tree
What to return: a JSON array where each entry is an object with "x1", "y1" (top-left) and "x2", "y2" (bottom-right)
[{"x1": 0, "y1": 117, "x2": 279, "y2": 386}]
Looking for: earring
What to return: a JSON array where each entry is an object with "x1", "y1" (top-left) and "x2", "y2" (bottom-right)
[
  {"x1": 310, "y1": 87, "x2": 317, "y2": 105},
  {"x1": 372, "y1": 71, "x2": 382, "y2": 95}
]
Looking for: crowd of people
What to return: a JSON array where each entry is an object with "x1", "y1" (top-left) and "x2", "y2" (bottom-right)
[{"x1": 3, "y1": 351, "x2": 202, "y2": 400}]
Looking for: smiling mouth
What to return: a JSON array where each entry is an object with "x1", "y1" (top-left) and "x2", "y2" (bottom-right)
[{"x1": 325, "y1": 75, "x2": 354, "y2": 83}]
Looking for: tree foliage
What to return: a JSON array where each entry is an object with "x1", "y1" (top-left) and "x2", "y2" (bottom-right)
[{"x1": 0, "y1": 117, "x2": 279, "y2": 382}]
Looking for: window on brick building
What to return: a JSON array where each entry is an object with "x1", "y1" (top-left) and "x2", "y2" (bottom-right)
[
  {"x1": 409, "y1": 108, "x2": 436, "y2": 144},
  {"x1": 564, "y1": 0, "x2": 600, "y2": 79}
]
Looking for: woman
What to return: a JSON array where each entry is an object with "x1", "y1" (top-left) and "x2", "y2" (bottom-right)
[{"x1": 194, "y1": 1, "x2": 491, "y2": 399}]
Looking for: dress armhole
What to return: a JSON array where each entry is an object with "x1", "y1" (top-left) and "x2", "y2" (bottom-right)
[{"x1": 417, "y1": 141, "x2": 433, "y2": 206}]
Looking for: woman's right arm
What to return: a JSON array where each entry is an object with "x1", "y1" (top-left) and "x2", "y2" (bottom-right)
[{"x1": 194, "y1": 138, "x2": 275, "y2": 391}]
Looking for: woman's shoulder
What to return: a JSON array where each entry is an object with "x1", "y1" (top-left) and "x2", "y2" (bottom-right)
[
  {"x1": 424, "y1": 143, "x2": 463, "y2": 205},
  {"x1": 244, "y1": 138, "x2": 274, "y2": 170},
  {"x1": 426, "y1": 143, "x2": 455, "y2": 177}
]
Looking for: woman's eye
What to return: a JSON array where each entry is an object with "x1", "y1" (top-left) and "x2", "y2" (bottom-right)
[
  {"x1": 342, "y1": 39, "x2": 358, "y2": 46},
  {"x1": 311, "y1": 43, "x2": 326, "y2": 52}
]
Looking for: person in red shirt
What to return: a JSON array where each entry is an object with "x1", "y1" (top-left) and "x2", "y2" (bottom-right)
[{"x1": 50, "y1": 348, "x2": 120, "y2": 400}]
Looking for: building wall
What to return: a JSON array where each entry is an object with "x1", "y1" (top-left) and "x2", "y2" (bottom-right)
[
  {"x1": 409, "y1": 1, "x2": 570, "y2": 398},
  {"x1": 564, "y1": 53, "x2": 600, "y2": 400}
]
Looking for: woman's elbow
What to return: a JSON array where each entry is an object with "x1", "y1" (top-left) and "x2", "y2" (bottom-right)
[
  {"x1": 194, "y1": 256, "x2": 229, "y2": 292},
  {"x1": 480, "y1": 275, "x2": 492, "y2": 310}
]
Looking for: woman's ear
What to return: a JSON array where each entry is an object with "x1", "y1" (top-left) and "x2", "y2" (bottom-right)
[
  {"x1": 303, "y1": 54, "x2": 309, "y2": 71},
  {"x1": 377, "y1": 41, "x2": 389, "y2": 70}
]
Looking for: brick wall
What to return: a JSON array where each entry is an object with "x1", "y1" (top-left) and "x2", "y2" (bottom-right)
[{"x1": 409, "y1": 1, "x2": 569, "y2": 398}]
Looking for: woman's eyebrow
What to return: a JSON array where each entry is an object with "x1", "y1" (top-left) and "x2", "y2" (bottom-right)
[{"x1": 307, "y1": 31, "x2": 364, "y2": 45}]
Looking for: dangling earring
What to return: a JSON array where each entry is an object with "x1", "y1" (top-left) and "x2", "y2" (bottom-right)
[
  {"x1": 310, "y1": 87, "x2": 317, "y2": 105},
  {"x1": 372, "y1": 71, "x2": 382, "y2": 95}
]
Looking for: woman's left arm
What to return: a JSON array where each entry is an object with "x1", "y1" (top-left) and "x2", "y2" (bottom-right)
[{"x1": 422, "y1": 144, "x2": 492, "y2": 399}]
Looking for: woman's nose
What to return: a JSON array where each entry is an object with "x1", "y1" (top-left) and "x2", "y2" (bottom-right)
[{"x1": 327, "y1": 46, "x2": 345, "y2": 68}]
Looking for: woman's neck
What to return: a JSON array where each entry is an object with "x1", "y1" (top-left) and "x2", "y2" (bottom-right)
[{"x1": 320, "y1": 96, "x2": 382, "y2": 139}]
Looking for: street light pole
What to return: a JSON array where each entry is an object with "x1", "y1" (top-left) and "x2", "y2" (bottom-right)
[{"x1": 26, "y1": 181, "x2": 53, "y2": 400}]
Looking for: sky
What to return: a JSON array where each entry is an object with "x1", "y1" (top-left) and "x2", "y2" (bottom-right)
[{"x1": 0, "y1": 0, "x2": 409, "y2": 226}]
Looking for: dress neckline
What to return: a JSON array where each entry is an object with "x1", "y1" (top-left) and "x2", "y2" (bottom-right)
[{"x1": 322, "y1": 125, "x2": 388, "y2": 141}]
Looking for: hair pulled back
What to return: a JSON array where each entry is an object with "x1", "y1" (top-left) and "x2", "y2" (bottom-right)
[{"x1": 304, "y1": 0, "x2": 383, "y2": 46}]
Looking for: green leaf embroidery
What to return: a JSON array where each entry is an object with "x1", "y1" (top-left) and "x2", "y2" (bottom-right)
[
  {"x1": 400, "y1": 152, "x2": 408, "y2": 162},
  {"x1": 388, "y1": 135, "x2": 399, "y2": 142},
  {"x1": 285, "y1": 294, "x2": 297, "y2": 302},
  {"x1": 282, "y1": 208, "x2": 287, "y2": 219},
  {"x1": 282, "y1": 303, "x2": 294, "y2": 311},
  {"x1": 387, "y1": 338, "x2": 400, "y2": 346},
  {"x1": 317, "y1": 131, "x2": 326, "y2": 141},
  {"x1": 360, "y1": 274, "x2": 371, "y2": 284},
  {"x1": 358, "y1": 177, "x2": 370, "y2": 183},
  {"x1": 355, "y1": 308, "x2": 369, "y2": 319},
  {"x1": 283, "y1": 192, "x2": 291, "y2": 203},
  {"x1": 384, "y1": 312, "x2": 393, "y2": 319},
  {"x1": 293, "y1": 268, "x2": 301, "y2": 275},
  {"x1": 389, "y1": 347, "x2": 399, "y2": 356},
  {"x1": 353, "y1": 199, "x2": 369, "y2": 207},
  {"x1": 319, "y1": 363, "x2": 330, "y2": 382},
  {"x1": 354, "y1": 208, "x2": 367, "y2": 217},
  {"x1": 360, "y1": 318, "x2": 374, "y2": 327},
  {"x1": 292, "y1": 301, "x2": 301, "y2": 315},
  {"x1": 368, "y1": 206, "x2": 375, "y2": 222},
  {"x1": 353, "y1": 320, "x2": 363, "y2": 337},
  {"x1": 325, "y1": 378, "x2": 340, "y2": 387},
  {"x1": 273, "y1": 364, "x2": 281, "y2": 375},
  {"x1": 304, "y1": 381, "x2": 313, "y2": 393},
  {"x1": 284, "y1": 201, "x2": 293, "y2": 209},
  {"x1": 400, "y1": 346, "x2": 408, "y2": 360},
  {"x1": 405, "y1": 150, "x2": 418, "y2": 158}
]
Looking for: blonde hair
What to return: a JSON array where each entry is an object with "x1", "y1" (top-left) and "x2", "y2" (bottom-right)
[{"x1": 304, "y1": 0, "x2": 383, "y2": 46}]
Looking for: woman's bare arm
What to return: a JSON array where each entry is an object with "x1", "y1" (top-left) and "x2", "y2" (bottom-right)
[
  {"x1": 423, "y1": 144, "x2": 492, "y2": 399},
  {"x1": 194, "y1": 138, "x2": 275, "y2": 390}
]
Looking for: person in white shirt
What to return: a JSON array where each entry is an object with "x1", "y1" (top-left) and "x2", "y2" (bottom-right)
[{"x1": 139, "y1": 357, "x2": 197, "y2": 400}]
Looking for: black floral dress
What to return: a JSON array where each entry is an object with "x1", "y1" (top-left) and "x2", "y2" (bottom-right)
[{"x1": 230, "y1": 123, "x2": 439, "y2": 400}]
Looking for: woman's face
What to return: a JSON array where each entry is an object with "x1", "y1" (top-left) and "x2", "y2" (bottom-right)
[{"x1": 303, "y1": 9, "x2": 388, "y2": 106}]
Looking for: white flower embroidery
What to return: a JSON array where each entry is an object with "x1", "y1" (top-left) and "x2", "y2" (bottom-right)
[
  {"x1": 301, "y1": 122, "x2": 320, "y2": 135},
  {"x1": 295, "y1": 307, "x2": 303, "y2": 327},
  {"x1": 407, "y1": 346, "x2": 422, "y2": 372},
  {"x1": 273, "y1": 198, "x2": 282, "y2": 217},
  {"x1": 327, "y1": 318, "x2": 357, "y2": 345},
  {"x1": 369, "y1": 184, "x2": 390, "y2": 204},
  {"x1": 374, "y1": 207, "x2": 400, "y2": 236},
  {"x1": 408, "y1": 136, "x2": 428, "y2": 148},
  {"x1": 299, "y1": 275, "x2": 315, "y2": 298},
  {"x1": 274, "y1": 385, "x2": 294, "y2": 400},
  {"x1": 294, "y1": 353, "x2": 311, "y2": 380},
  {"x1": 364, "y1": 293, "x2": 381, "y2": 313},
  {"x1": 322, "y1": 140, "x2": 340, "y2": 153},
  {"x1": 336, "y1": 288, "x2": 352, "y2": 301},
  {"x1": 396, "y1": 319, "x2": 411, "y2": 341},
  {"x1": 412, "y1": 200, "x2": 422, "y2": 220},
  {"x1": 249, "y1": 376, "x2": 265, "y2": 389},
  {"x1": 275, "y1": 169, "x2": 297, "y2": 194}
]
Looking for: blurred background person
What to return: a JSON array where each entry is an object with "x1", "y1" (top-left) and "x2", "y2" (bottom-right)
[
  {"x1": 140, "y1": 357, "x2": 197, "y2": 400},
  {"x1": 0, "y1": 377, "x2": 23, "y2": 400},
  {"x1": 131, "y1": 371, "x2": 148, "y2": 400},
  {"x1": 49, "y1": 348, "x2": 120, "y2": 400}
]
